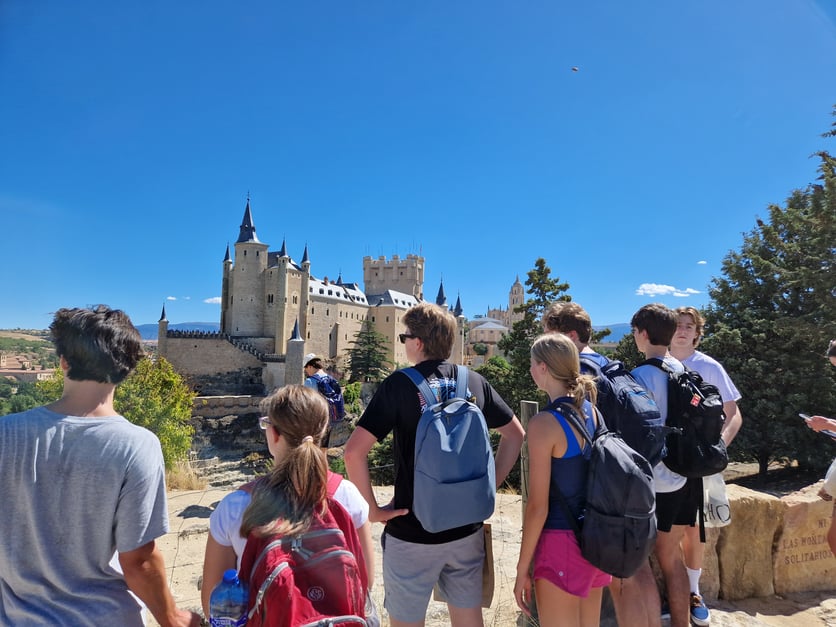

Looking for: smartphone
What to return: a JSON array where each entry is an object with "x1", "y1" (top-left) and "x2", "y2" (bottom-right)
[{"x1": 801, "y1": 413, "x2": 836, "y2": 440}]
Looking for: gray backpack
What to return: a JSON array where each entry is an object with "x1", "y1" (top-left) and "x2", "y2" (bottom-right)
[{"x1": 403, "y1": 366, "x2": 496, "y2": 533}]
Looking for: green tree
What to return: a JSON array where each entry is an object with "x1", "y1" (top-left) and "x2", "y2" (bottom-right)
[
  {"x1": 346, "y1": 320, "x2": 392, "y2": 383},
  {"x1": 472, "y1": 342, "x2": 488, "y2": 356},
  {"x1": 702, "y1": 148, "x2": 836, "y2": 476},
  {"x1": 475, "y1": 356, "x2": 515, "y2": 407},
  {"x1": 611, "y1": 331, "x2": 643, "y2": 369},
  {"x1": 114, "y1": 357, "x2": 195, "y2": 469},
  {"x1": 496, "y1": 258, "x2": 571, "y2": 411}
]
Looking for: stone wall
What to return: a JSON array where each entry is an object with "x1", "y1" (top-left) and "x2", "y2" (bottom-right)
[
  {"x1": 699, "y1": 482, "x2": 835, "y2": 601},
  {"x1": 165, "y1": 337, "x2": 263, "y2": 376}
]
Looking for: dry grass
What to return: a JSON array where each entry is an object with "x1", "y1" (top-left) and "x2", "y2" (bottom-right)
[{"x1": 166, "y1": 460, "x2": 207, "y2": 490}]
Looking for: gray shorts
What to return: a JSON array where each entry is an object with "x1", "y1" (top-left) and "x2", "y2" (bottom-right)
[{"x1": 382, "y1": 528, "x2": 484, "y2": 622}]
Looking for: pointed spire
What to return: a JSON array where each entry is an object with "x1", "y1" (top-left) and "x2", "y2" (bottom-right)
[
  {"x1": 223, "y1": 243, "x2": 230, "y2": 263},
  {"x1": 336, "y1": 272, "x2": 343, "y2": 285},
  {"x1": 290, "y1": 318, "x2": 301, "y2": 340},
  {"x1": 435, "y1": 279, "x2": 447, "y2": 307},
  {"x1": 235, "y1": 197, "x2": 260, "y2": 243},
  {"x1": 301, "y1": 244, "x2": 310, "y2": 264},
  {"x1": 279, "y1": 237, "x2": 287, "y2": 258},
  {"x1": 159, "y1": 303, "x2": 167, "y2": 322},
  {"x1": 453, "y1": 293, "x2": 463, "y2": 317}
]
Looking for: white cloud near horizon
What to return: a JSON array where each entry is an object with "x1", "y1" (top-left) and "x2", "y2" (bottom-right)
[
  {"x1": 635, "y1": 283, "x2": 701, "y2": 298},
  {"x1": 697, "y1": 260, "x2": 707, "y2": 265},
  {"x1": 166, "y1": 296, "x2": 177, "y2": 301},
  {"x1": 204, "y1": 296, "x2": 222, "y2": 305}
]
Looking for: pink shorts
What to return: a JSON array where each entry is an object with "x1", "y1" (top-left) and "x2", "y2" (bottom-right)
[{"x1": 533, "y1": 529, "x2": 612, "y2": 597}]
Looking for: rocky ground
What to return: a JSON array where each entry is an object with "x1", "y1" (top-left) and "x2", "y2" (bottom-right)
[{"x1": 149, "y1": 458, "x2": 836, "y2": 626}]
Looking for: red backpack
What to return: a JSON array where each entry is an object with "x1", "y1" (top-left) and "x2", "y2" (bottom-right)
[{"x1": 239, "y1": 472, "x2": 368, "y2": 626}]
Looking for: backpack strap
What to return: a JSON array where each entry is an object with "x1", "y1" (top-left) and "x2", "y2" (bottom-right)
[
  {"x1": 326, "y1": 470, "x2": 344, "y2": 497},
  {"x1": 641, "y1": 357, "x2": 672, "y2": 374},
  {"x1": 402, "y1": 367, "x2": 440, "y2": 407},
  {"x1": 455, "y1": 365, "x2": 469, "y2": 400},
  {"x1": 548, "y1": 402, "x2": 600, "y2": 547}
]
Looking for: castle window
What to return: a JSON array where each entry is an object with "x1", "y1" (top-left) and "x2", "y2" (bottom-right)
[
  {"x1": 293, "y1": 295, "x2": 298, "y2": 304},
  {"x1": 326, "y1": 308, "x2": 330, "y2": 316},
  {"x1": 243, "y1": 250, "x2": 247, "y2": 256},
  {"x1": 386, "y1": 316, "x2": 390, "y2": 322},
  {"x1": 371, "y1": 316, "x2": 376, "y2": 322},
  {"x1": 328, "y1": 290, "x2": 333, "y2": 296},
  {"x1": 319, "y1": 288, "x2": 324, "y2": 294},
  {"x1": 311, "y1": 307, "x2": 315, "y2": 314}
]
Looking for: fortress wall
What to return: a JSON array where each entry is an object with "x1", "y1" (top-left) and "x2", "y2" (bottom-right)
[
  {"x1": 165, "y1": 337, "x2": 263, "y2": 375},
  {"x1": 193, "y1": 395, "x2": 265, "y2": 418}
]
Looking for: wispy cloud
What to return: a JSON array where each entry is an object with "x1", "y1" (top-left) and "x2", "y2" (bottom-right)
[
  {"x1": 204, "y1": 296, "x2": 222, "y2": 305},
  {"x1": 166, "y1": 296, "x2": 177, "y2": 301},
  {"x1": 697, "y1": 260, "x2": 707, "y2": 265},
  {"x1": 635, "y1": 283, "x2": 701, "y2": 298}
]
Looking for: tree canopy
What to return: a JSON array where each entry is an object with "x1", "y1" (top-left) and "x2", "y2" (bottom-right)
[
  {"x1": 495, "y1": 257, "x2": 571, "y2": 411},
  {"x1": 345, "y1": 320, "x2": 392, "y2": 383},
  {"x1": 701, "y1": 146, "x2": 836, "y2": 475}
]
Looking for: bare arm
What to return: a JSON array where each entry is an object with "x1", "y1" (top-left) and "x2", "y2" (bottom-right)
[
  {"x1": 721, "y1": 400, "x2": 742, "y2": 446},
  {"x1": 344, "y1": 426, "x2": 408, "y2": 524},
  {"x1": 201, "y1": 535, "x2": 238, "y2": 618},
  {"x1": 514, "y1": 413, "x2": 558, "y2": 616},
  {"x1": 356, "y1": 520, "x2": 376, "y2": 590},
  {"x1": 494, "y1": 416, "x2": 525, "y2": 487},
  {"x1": 118, "y1": 541, "x2": 200, "y2": 627},
  {"x1": 809, "y1": 415, "x2": 836, "y2": 432}
]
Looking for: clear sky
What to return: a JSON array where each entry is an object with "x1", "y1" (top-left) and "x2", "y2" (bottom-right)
[{"x1": 1, "y1": 1, "x2": 834, "y2": 331}]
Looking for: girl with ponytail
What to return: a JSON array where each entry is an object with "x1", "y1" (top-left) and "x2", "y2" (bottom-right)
[
  {"x1": 514, "y1": 333, "x2": 610, "y2": 626},
  {"x1": 201, "y1": 385, "x2": 375, "y2": 619}
]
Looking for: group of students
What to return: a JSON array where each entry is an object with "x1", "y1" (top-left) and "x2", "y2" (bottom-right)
[
  {"x1": 1, "y1": 301, "x2": 831, "y2": 627},
  {"x1": 515, "y1": 302, "x2": 743, "y2": 627}
]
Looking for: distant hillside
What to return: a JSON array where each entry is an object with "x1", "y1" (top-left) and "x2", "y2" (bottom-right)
[
  {"x1": 592, "y1": 323, "x2": 631, "y2": 343},
  {"x1": 135, "y1": 322, "x2": 220, "y2": 340}
]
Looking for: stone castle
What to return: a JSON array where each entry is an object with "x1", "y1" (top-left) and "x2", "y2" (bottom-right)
[{"x1": 158, "y1": 199, "x2": 520, "y2": 395}]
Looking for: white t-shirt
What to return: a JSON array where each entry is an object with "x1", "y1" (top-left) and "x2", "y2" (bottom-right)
[
  {"x1": 632, "y1": 355, "x2": 688, "y2": 494},
  {"x1": 682, "y1": 351, "x2": 742, "y2": 403},
  {"x1": 209, "y1": 475, "x2": 369, "y2": 569}
]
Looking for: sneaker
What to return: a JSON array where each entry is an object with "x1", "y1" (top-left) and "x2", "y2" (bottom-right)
[
  {"x1": 690, "y1": 593, "x2": 710, "y2": 626},
  {"x1": 660, "y1": 600, "x2": 671, "y2": 620}
]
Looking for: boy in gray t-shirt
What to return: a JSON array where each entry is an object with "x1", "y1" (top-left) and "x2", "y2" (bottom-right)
[{"x1": 0, "y1": 306, "x2": 199, "y2": 627}]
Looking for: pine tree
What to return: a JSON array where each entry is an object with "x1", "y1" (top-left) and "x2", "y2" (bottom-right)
[
  {"x1": 495, "y1": 258, "x2": 571, "y2": 411},
  {"x1": 702, "y1": 144, "x2": 836, "y2": 475},
  {"x1": 346, "y1": 320, "x2": 392, "y2": 383}
]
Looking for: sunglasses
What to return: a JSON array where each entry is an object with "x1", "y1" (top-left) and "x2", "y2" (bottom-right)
[
  {"x1": 259, "y1": 416, "x2": 272, "y2": 431},
  {"x1": 399, "y1": 333, "x2": 419, "y2": 344}
]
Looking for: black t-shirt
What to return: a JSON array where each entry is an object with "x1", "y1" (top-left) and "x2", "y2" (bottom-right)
[{"x1": 357, "y1": 360, "x2": 515, "y2": 544}]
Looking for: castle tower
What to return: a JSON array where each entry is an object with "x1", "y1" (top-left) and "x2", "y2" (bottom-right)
[
  {"x1": 453, "y1": 293, "x2": 463, "y2": 317},
  {"x1": 300, "y1": 244, "x2": 311, "y2": 340},
  {"x1": 509, "y1": 275, "x2": 525, "y2": 325},
  {"x1": 157, "y1": 304, "x2": 169, "y2": 357},
  {"x1": 221, "y1": 244, "x2": 232, "y2": 332},
  {"x1": 363, "y1": 254, "x2": 425, "y2": 299},
  {"x1": 273, "y1": 238, "x2": 290, "y2": 350},
  {"x1": 228, "y1": 198, "x2": 269, "y2": 336},
  {"x1": 286, "y1": 318, "x2": 306, "y2": 385}
]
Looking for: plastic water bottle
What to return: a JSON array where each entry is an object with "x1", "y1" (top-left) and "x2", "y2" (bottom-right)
[{"x1": 209, "y1": 568, "x2": 248, "y2": 627}]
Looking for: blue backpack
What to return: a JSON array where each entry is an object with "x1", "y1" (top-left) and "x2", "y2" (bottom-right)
[
  {"x1": 313, "y1": 373, "x2": 346, "y2": 423},
  {"x1": 579, "y1": 355, "x2": 669, "y2": 467},
  {"x1": 402, "y1": 366, "x2": 496, "y2": 533}
]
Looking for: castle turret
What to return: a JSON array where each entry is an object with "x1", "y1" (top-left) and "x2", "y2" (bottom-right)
[
  {"x1": 221, "y1": 244, "x2": 232, "y2": 332},
  {"x1": 157, "y1": 304, "x2": 169, "y2": 357},
  {"x1": 435, "y1": 279, "x2": 448, "y2": 308},
  {"x1": 453, "y1": 293, "x2": 463, "y2": 317},
  {"x1": 286, "y1": 318, "x2": 306, "y2": 385},
  {"x1": 363, "y1": 254, "x2": 425, "y2": 299},
  {"x1": 228, "y1": 197, "x2": 269, "y2": 336},
  {"x1": 300, "y1": 244, "x2": 311, "y2": 341}
]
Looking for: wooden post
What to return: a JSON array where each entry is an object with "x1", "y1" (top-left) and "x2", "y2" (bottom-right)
[{"x1": 518, "y1": 399, "x2": 539, "y2": 626}]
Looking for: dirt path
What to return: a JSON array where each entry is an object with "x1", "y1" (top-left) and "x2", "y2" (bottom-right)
[{"x1": 153, "y1": 484, "x2": 836, "y2": 626}]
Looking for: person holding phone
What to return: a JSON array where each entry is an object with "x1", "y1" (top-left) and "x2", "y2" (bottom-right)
[{"x1": 802, "y1": 340, "x2": 836, "y2": 555}]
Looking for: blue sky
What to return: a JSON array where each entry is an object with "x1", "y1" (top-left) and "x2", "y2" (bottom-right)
[{"x1": 1, "y1": 1, "x2": 834, "y2": 331}]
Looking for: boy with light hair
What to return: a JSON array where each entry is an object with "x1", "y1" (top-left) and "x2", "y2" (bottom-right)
[{"x1": 669, "y1": 306, "x2": 743, "y2": 626}]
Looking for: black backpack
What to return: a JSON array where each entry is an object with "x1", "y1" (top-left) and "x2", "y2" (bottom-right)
[
  {"x1": 580, "y1": 355, "x2": 669, "y2": 466},
  {"x1": 641, "y1": 358, "x2": 728, "y2": 478},
  {"x1": 551, "y1": 402, "x2": 657, "y2": 579}
]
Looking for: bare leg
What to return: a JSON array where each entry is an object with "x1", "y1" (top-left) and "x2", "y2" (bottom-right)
[
  {"x1": 828, "y1": 506, "x2": 836, "y2": 557},
  {"x1": 655, "y1": 526, "x2": 690, "y2": 627},
  {"x1": 681, "y1": 523, "x2": 704, "y2": 571},
  {"x1": 390, "y1": 619, "x2": 425, "y2": 627},
  {"x1": 447, "y1": 604, "x2": 484, "y2": 627},
  {"x1": 608, "y1": 563, "x2": 661, "y2": 627},
  {"x1": 533, "y1": 578, "x2": 582, "y2": 627}
]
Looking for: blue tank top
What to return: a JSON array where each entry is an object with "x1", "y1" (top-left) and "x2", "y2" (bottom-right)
[{"x1": 543, "y1": 397, "x2": 596, "y2": 530}]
